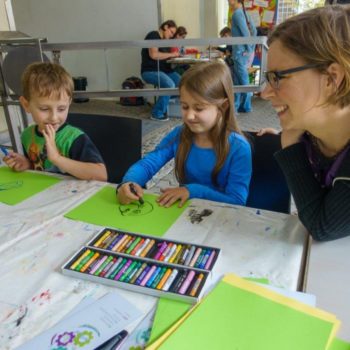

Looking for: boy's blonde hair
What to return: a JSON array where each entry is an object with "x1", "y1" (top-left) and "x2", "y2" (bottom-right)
[
  {"x1": 268, "y1": 5, "x2": 350, "y2": 108},
  {"x1": 21, "y1": 62, "x2": 74, "y2": 100},
  {"x1": 176, "y1": 61, "x2": 242, "y2": 185}
]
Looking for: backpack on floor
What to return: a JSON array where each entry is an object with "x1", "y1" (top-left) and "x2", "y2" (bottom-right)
[{"x1": 120, "y1": 76, "x2": 145, "y2": 106}]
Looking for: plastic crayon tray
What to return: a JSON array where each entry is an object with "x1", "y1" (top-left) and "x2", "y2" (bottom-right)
[
  {"x1": 86, "y1": 228, "x2": 220, "y2": 271},
  {"x1": 61, "y1": 228, "x2": 221, "y2": 302},
  {"x1": 62, "y1": 246, "x2": 209, "y2": 303}
]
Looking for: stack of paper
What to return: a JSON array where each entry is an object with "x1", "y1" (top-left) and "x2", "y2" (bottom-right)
[{"x1": 148, "y1": 274, "x2": 342, "y2": 350}]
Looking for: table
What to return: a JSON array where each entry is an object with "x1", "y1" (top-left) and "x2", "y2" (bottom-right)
[
  {"x1": 306, "y1": 237, "x2": 350, "y2": 341},
  {"x1": 0, "y1": 171, "x2": 309, "y2": 349}
]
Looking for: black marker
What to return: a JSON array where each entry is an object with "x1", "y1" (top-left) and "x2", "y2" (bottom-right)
[
  {"x1": 95, "y1": 329, "x2": 128, "y2": 350},
  {"x1": 129, "y1": 183, "x2": 144, "y2": 205}
]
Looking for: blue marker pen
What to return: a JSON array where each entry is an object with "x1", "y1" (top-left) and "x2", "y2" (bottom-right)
[{"x1": 0, "y1": 146, "x2": 9, "y2": 156}]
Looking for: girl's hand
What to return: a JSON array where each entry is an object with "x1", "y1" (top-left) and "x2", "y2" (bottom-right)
[
  {"x1": 157, "y1": 187, "x2": 189, "y2": 208},
  {"x1": 42, "y1": 124, "x2": 60, "y2": 163},
  {"x1": 117, "y1": 182, "x2": 143, "y2": 205},
  {"x1": 281, "y1": 129, "x2": 305, "y2": 148},
  {"x1": 3, "y1": 152, "x2": 31, "y2": 171}
]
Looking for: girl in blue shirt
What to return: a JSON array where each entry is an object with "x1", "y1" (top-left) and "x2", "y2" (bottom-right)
[{"x1": 117, "y1": 61, "x2": 252, "y2": 208}]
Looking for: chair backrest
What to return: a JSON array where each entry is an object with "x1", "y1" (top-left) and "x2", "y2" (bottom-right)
[
  {"x1": 67, "y1": 113, "x2": 142, "y2": 184},
  {"x1": 245, "y1": 131, "x2": 291, "y2": 214}
]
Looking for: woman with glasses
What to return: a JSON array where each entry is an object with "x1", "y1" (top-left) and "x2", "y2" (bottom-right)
[
  {"x1": 141, "y1": 20, "x2": 181, "y2": 121},
  {"x1": 261, "y1": 5, "x2": 350, "y2": 241}
]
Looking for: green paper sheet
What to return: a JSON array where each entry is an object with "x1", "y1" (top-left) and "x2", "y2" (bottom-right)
[
  {"x1": 330, "y1": 338, "x2": 350, "y2": 350},
  {"x1": 148, "y1": 277, "x2": 270, "y2": 346},
  {"x1": 0, "y1": 167, "x2": 61, "y2": 205},
  {"x1": 160, "y1": 280, "x2": 337, "y2": 350},
  {"x1": 148, "y1": 298, "x2": 191, "y2": 346},
  {"x1": 65, "y1": 185, "x2": 189, "y2": 237}
]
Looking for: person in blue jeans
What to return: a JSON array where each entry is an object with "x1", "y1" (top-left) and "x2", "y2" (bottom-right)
[
  {"x1": 229, "y1": 0, "x2": 256, "y2": 113},
  {"x1": 141, "y1": 20, "x2": 181, "y2": 121}
]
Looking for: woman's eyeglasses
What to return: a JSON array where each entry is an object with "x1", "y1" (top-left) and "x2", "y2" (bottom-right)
[{"x1": 264, "y1": 63, "x2": 324, "y2": 89}]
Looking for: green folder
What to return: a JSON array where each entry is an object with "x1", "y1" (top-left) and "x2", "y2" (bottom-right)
[
  {"x1": 158, "y1": 275, "x2": 339, "y2": 350},
  {"x1": 65, "y1": 185, "x2": 189, "y2": 237},
  {"x1": 329, "y1": 338, "x2": 350, "y2": 350},
  {"x1": 0, "y1": 167, "x2": 60, "y2": 205}
]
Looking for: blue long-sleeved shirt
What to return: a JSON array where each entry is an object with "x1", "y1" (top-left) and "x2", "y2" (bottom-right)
[
  {"x1": 122, "y1": 126, "x2": 252, "y2": 206},
  {"x1": 231, "y1": 8, "x2": 257, "y2": 55}
]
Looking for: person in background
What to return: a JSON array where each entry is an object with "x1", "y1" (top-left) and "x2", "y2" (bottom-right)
[
  {"x1": 171, "y1": 26, "x2": 188, "y2": 55},
  {"x1": 229, "y1": 0, "x2": 257, "y2": 113},
  {"x1": 219, "y1": 26, "x2": 235, "y2": 81},
  {"x1": 261, "y1": 5, "x2": 350, "y2": 241},
  {"x1": 2, "y1": 62, "x2": 107, "y2": 181},
  {"x1": 141, "y1": 20, "x2": 181, "y2": 121},
  {"x1": 117, "y1": 61, "x2": 252, "y2": 207}
]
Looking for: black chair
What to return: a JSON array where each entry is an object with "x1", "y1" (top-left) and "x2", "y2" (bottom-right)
[
  {"x1": 245, "y1": 131, "x2": 291, "y2": 214},
  {"x1": 67, "y1": 113, "x2": 142, "y2": 184}
]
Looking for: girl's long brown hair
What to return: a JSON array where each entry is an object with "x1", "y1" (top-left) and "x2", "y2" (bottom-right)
[{"x1": 176, "y1": 61, "x2": 243, "y2": 185}]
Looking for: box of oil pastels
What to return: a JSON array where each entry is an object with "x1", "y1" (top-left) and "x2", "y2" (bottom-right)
[{"x1": 62, "y1": 227, "x2": 221, "y2": 303}]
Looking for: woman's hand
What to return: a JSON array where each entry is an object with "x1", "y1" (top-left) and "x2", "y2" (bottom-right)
[
  {"x1": 3, "y1": 152, "x2": 31, "y2": 171},
  {"x1": 117, "y1": 182, "x2": 143, "y2": 204},
  {"x1": 157, "y1": 187, "x2": 189, "y2": 208}
]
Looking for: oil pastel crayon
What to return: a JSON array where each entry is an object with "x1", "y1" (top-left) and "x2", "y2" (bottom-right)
[
  {"x1": 121, "y1": 236, "x2": 135, "y2": 253},
  {"x1": 109, "y1": 258, "x2": 127, "y2": 279},
  {"x1": 119, "y1": 260, "x2": 139, "y2": 282},
  {"x1": 169, "y1": 244, "x2": 182, "y2": 264},
  {"x1": 179, "y1": 270, "x2": 196, "y2": 294},
  {"x1": 90, "y1": 255, "x2": 108, "y2": 275},
  {"x1": 81, "y1": 252, "x2": 100, "y2": 273},
  {"x1": 0, "y1": 146, "x2": 9, "y2": 156},
  {"x1": 75, "y1": 250, "x2": 94, "y2": 271},
  {"x1": 107, "y1": 233, "x2": 123, "y2": 250},
  {"x1": 162, "y1": 269, "x2": 179, "y2": 291},
  {"x1": 130, "y1": 238, "x2": 145, "y2": 255},
  {"x1": 124, "y1": 261, "x2": 142, "y2": 283},
  {"x1": 198, "y1": 250, "x2": 212, "y2": 269},
  {"x1": 112, "y1": 234, "x2": 129, "y2": 252},
  {"x1": 101, "y1": 233, "x2": 117, "y2": 249},
  {"x1": 178, "y1": 246, "x2": 190, "y2": 265},
  {"x1": 130, "y1": 262, "x2": 147, "y2": 284},
  {"x1": 116, "y1": 235, "x2": 131, "y2": 252},
  {"x1": 95, "y1": 255, "x2": 113, "y2": 276},
  {"x1": 164, "y1": 244, "x2": 177, "y2": 263},
  {"x1": 189, "y1": 273, "x2": 204, "y2": 296},
  {"x1": 184, "y1": 246, "x2": 196, "y2": 266},
  {"x1": 204, "y1": 250, "x2": 216, "y2": 270},
  {"x1": 156, "y1": 268, "x2": 172, "y2": 290},
  {"x1": 189, "y1": 248, "x2": 202, "y2": 267},
  {"x1": 71, "y1": 249, "x2": 91, "y2": 270},
  {"x1": 135, "y1": 265, "x2": 151, "y2": 285},
  {"x1": 146, "y1": 266, "x2": 162, "y2": 287},
  {"x1": 173, "y1": 244, "x2": 186, "y2": 264},
  {"x1": 140, "y1": 265, "x2": 157, "y2": 286},
  {"x1": 151, "y1": 267, "x2": 167, "y2": 289},
  {"x1": 105, "y1": 257, "x2": 123, "y2": 278},
  {"x1": 159, "y1": 243, "x2": 173, "y2": 262},
  {"x1": 94, "y1": 231, "x2": 110, "y2": 247},
  {"x1": 194, "y1": 249, "x2": 206, "y2": 268},
  {"x1": 126, "y1": 237, "x2": 142, "y2": 255},
  {"x1": 171, "y1": 270, "x2": 189, "y2": 293},
  {"x1": 153, "y1": 241, "x2": 168, "y2": 260},
  {"x1": 143, "y1": 240, "x2": 157, "y2": 258},
  {"x1": 135, "y1": 238, "x2": 150, "y2": 256},
  {"x1": 114, "y1": 259, "x2": 132, "y2": 280}
]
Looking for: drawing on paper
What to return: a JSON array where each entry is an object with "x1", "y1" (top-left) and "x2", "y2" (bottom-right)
[
  {"x1": 119, "y1": 201, "x2": 154, "y2": 216},
  {"x1": 0, "y1": 180, "x2": 23, "y2": 191}
]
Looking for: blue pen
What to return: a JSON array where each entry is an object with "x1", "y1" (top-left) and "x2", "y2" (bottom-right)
[{"x1": 0, "y1": 146, "x2": 9, "y2": 156}]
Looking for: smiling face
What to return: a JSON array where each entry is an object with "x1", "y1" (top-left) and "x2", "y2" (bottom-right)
[
  {"x1": 20, "y1": 90, "x2": 71, "y2": 133},
  {"x1": 163, "y1": 25, "x2": 176, "y2": 39},
  {"x1": 261, "y1": 40, "x2": 330, "y2": 132},
  {"x1": 180, "y1": 87, "x2": 221, "y2": 139}
]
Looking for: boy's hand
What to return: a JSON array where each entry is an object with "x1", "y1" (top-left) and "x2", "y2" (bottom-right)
[
  {"x1": 42, "y1": 124, "x2": 60, "y2": 163},
  {"x1": 256, "y1": 127, "x2": 279, "y2": 136},
  {"x1": 3, "y1": 152, "x2": 31, "y2": 171},
  {"x1": 117, "y1": 182, "x2": 143, "y2": 205},
  {"x1": 157, "y1": 187, "x2": 189, "y2": 208}
]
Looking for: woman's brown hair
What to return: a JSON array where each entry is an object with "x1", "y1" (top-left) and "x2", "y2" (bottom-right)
[
  {"x1": 176, "y1": 61, "x2": 243, "y2": 185},
  {"x1": 268, "y1": 5, "x2": 350, "y2": 108}
]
